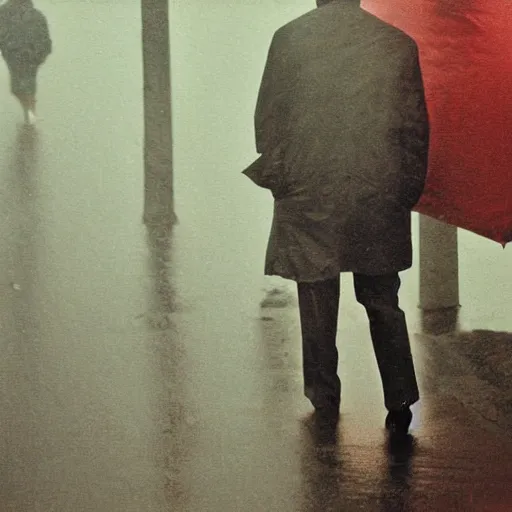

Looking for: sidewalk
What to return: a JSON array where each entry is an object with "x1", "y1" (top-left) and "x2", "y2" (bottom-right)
[{"x1": 425, "y1": 325, "x2": 512, "y2": 432}]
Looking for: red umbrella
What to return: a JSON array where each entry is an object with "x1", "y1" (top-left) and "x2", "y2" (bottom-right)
[{"x1": 363, "y1": 0, "x2": 512, "y2": 246}]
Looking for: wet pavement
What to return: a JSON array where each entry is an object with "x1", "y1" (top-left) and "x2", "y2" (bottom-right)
[{"x1": 0, "y1": 0, "x2": 511, "y2": 511}]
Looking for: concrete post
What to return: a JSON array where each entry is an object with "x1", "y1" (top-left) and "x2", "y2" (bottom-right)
[
  {"x1": 141, "y1": 0, "x2": 177, "y2": 226},
  {"x1": 418, "y1": 215, "x2": 460, "y2": 311}
]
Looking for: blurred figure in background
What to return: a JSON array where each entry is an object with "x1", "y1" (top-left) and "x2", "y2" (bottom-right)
[{"x1": 0, "y1": 0, "x2": 52, "y2": 125}]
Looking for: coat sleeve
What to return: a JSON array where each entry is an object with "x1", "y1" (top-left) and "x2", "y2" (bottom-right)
[
  {"x1": 32, "y1": 11, "x2": 52, "y2": 63},
  {"x1": 0, "y1": 9, "x2": 7, "y2": 50},
  {"x1": 243, "y1": 29, "x2": 294, "y2": 197},
  {"x1": 254, "y1": 29, "x2": 293, "y2": 155},
  {"x1": 397, "y1": 42, "x2": 430, "y2": 209}
]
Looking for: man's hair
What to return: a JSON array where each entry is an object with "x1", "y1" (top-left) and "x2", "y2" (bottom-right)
[{"x1": 317, "y1": 0, "x2": 358, "y2": 6}]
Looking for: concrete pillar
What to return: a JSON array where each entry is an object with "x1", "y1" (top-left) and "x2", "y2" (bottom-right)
[
  {"x1": 418, "y1": 215, "x2": 460, "y2": 311},
  {"x1": 141, "y1": 0, "x2": 177, "y2": 226}
]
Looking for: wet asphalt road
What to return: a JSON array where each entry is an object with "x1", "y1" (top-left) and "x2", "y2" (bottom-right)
[{"x1": 0, "y1": 0, "x2": 511, "y2": 511}]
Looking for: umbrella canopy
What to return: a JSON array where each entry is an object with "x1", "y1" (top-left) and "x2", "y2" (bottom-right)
[{"x1": 363, "y1": 0, "x2": 512, "y2": 245}]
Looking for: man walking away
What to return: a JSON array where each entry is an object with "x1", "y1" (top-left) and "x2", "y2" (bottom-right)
[
  {"x1": 0, "y1": 0, "x2": 52, "y2": 125},
  {"x1": 243, "y1": 0, "x2": 429, "y2": 436}
]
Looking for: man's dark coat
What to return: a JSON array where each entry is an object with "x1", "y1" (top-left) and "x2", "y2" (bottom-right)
[{"x1": 244, "y1": 0, "x2": 429, "y2": 282}]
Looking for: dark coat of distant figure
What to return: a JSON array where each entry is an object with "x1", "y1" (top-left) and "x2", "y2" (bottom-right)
[
  {"x1": 244, "y1": 0, "x2": 430, "y2": 281},
  {"x1": 0, "y1": 0, "x2": 52, "y2": 123}
]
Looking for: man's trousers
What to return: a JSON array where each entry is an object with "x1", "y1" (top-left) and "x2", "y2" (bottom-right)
[{"x1": 297, "y1": 273, "x2": 420, "y2": 412}]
